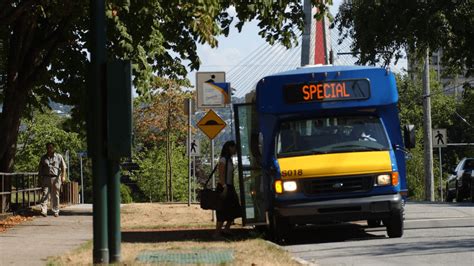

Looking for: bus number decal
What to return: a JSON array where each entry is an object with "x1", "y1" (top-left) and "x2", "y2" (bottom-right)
[{"x1": 281, "y1": 169, "x2": 303, "y2": 177}]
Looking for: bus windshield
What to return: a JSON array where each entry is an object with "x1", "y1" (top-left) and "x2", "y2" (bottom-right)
[{"x1": 276, "y1": 116, "x2": 390, "y2": 158}]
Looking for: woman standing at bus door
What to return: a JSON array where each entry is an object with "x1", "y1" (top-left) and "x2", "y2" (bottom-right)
[{"x1": 214, "y1": 140, "x2": 241, "y2": 238}]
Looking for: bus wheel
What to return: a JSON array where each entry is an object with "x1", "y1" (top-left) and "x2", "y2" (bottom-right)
[
  {"x1": 384, "y1": 211, "x2": 403, "y2": 238},
  {"x1": 367, "y1": 219, "x2": 382, "y2": 228},
  {"x1": 269, "y1": 214, "x2": 289, "y2": 244}
]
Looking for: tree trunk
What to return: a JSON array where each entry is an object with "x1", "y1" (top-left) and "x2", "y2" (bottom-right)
[
  {"x1": 0, "y1": 67, "x2": 29, "y2": 212},
  {"x1": 164, "y1": 139, "x2": 169, "y2": 201}
]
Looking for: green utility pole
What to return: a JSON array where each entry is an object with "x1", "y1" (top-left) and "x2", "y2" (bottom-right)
[
  {"x1": 106, "y1": 60, "x2": 132, "y2": 263},
  {"x1": 107, "y1": 160, "x2": 121, "y2": 262},
  {"x1": 89, "y1": 0, "x2": 109, "y2": 263}
]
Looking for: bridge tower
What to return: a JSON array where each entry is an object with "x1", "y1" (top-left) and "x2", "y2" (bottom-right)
[{"x1": 301, "y1": 0, "x2": 332, "y2": 66}]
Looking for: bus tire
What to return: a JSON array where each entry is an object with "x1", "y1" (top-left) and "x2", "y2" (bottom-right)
[
  {"x1": 269, "y1": 214, "x2": 289, "y2": 244},
  {"x1": 367, "y1": 219, "x2": 382, "y2": 228},
  {"x1": 385, "y1": 211, "x2": 403, "y2": 238}
]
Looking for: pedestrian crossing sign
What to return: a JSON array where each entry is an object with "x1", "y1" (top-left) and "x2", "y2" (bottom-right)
[
  {"x1": 197, "y1": 109, "x2": 226, "y2": 140},
  {"x1": 433, "y1": 128, "x2": 447, "y2": 148},
  {"x1": 188, "y1": 138, "x2": 201, "y2": 156}
]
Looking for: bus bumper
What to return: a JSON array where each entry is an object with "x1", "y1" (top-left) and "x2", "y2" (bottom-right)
[{"x1": 275, "y1": 193, "x2": 402, "y2": 223}]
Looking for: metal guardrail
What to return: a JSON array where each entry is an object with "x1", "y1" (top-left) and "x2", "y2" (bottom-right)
[
  {"x1": 0, "y1": 172, "x2": 41, "y2": 213},
  {"x1": 0, "y1": 173, "x2": 80, "y2": 213}
]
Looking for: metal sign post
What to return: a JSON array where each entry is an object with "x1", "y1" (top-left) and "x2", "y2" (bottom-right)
[
  {"x1": 80, "y1": 155, "x2": 83, "y2": 203},
  {"x1": 193, "y1": 156, "x2": 196, "y2": 202},
  {"x1": 211, "y1": 139, "x2": 215, "y2": 221},
  {"x1": 438, "y1": 147, "x2": 443, "y2": 202},
  {"x1": 187, "y1": 98, "x2": 192, "y2": 206},
  {"x1": 78, "y1": 152, "x2": 86, "y2": 204}
]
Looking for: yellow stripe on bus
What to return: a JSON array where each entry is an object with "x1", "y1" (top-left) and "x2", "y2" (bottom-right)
[{"x1": 278, "y1": 151, "x2": 392, "y2": 179}]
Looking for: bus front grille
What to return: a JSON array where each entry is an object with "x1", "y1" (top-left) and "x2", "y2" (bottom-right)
[{"x1": 301, "y1": 175, "x2": 374, "y2": 195}]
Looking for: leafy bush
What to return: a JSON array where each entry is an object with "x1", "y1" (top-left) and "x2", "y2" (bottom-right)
[{"x1": 120, "y1": 184, "x2": 133, "y2": 204}]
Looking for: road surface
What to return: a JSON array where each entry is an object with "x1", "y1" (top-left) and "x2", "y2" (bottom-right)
[{"x1": 285, "y1": 202, "x2": 474, "y2": 266}]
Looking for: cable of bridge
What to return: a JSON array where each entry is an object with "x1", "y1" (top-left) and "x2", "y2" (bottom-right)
[
  {"x1": 231, "y1": 43, "x2": 289, "y2": 97},
  {"x1": 233, "y1": 43, "x2": 292, "y2": 98}
]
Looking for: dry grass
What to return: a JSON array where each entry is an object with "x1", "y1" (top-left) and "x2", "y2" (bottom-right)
[
  {"x1": 49, "y1": 239, "x2": 299, "y2": 266},
  {"x1": 121, "y1": 203, "x2": 218, "y2": 230},
  {"x1": 48, "y1": 203, "x2": 300, "y2": 266}
]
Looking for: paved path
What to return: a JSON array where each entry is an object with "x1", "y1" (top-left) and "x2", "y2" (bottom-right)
[
  {"x1": 0, "y1": 204, "x2": 92, "y2": 266},
  {"x1": 285, "y1": 202, "x2": 474, "y2": 266}
]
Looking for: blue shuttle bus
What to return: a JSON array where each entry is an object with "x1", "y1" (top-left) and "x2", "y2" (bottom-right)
[{"x1": 233, "y1": 65, "x2": 414, "y2": 241}]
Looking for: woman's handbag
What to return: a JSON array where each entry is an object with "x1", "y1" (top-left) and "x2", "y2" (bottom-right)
[{"x1": 199, "y1": 159, "x2": 228, "y2": 211}]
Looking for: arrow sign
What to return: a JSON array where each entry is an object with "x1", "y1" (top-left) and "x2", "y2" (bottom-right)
[{"x1": 197, "y1": 109, "x2": 226, "y2": 140}]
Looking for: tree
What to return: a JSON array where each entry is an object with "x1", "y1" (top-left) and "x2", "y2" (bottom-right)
[
  {"x1": 134, "y1": 78, "x2": 191, "y2": 201},
  {"x1": 334, "y1": 0, "x2": 473, "y2": 76},
  {"x1": 132, "y1": 137, "x2": 188, "y2": 202},
  {"x1": 0, "y1": 1, "x2": 332, "y2": 172},
  {"x1": 15, "y1": 110, "x2": 83, "y2": 172},
  {"x1": 397, "y1": 71, "x2": 457, "y2": 200}
]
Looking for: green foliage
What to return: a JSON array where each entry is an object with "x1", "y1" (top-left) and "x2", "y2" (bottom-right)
[
  {"x1": 15, "y1": 111, "x2": 83, "y2": 173},
  {"x1": 335, "y1": 0, "x2": 473, "y2": 76},
  {"x1": 397, "y1": 71, "x2": 457, "y2": 200},
  {"x1": 120, "y1": 184, "x2": 133, "y2": 204},
  {"x1": 132, "y1": 139, "x2": 188, "y2": 202},
  {"x1": 1, "y1": 1, "x2": 332, "y2": 171}
]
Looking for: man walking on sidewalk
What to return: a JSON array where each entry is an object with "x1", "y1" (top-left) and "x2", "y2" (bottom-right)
[{"x1": 38, "y1": 142, "x2": 67, "y2": 217}]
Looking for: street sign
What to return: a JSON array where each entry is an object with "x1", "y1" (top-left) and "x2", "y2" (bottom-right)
[
  {"x1": 197, "y1": 109, "x2": 226, "y2": 140},
  {"x1": 196, "y1": 72, "x2": 225, "y2": 109},
  {"x1": 188, "y1": 138, "x2": 201, "y2": 156},
  {"x1": 433, "y1": 128, "x2": 447, "y2": 148},
  {"x1": 200, "y1": 82, "x2": 231, "y2": 107}
]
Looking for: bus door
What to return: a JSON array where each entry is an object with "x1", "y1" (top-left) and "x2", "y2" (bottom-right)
[{"x1": 234, "y1": 103, "x2": 266, "y2": 225}]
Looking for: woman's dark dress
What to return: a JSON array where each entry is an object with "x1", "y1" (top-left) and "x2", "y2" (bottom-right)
[{"x1": 216, "y1": 157, "x2": 241, "y2": 222}]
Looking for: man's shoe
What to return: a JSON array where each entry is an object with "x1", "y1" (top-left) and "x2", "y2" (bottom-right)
[
  {"x1": 40, "y1": 212, "x2": 47, "y2": 217},
  {"x1": 53, "y1": 213, "x2": 59, "y2": 217}
]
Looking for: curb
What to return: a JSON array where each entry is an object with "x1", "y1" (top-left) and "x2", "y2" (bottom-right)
[{"x1": 264, "y1": 240, "x2": 317, "y2": 266}]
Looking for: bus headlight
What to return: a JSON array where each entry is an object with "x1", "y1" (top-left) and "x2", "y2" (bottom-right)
[
  {"x1": 283, "y1": 181, "x2": 297, "y2": 192},
  {"x1": 376, "y1": 174, "x2": 391, "y2": 186}
]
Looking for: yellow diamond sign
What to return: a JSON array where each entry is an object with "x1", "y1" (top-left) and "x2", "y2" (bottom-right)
[{"x1": 197, "y1": 109, "x2": 226, "y2": 140}]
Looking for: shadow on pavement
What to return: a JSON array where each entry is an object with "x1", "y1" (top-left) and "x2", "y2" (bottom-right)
[
  {"x1": 282, "y1": 223, "x2": 386, "y2": 246},
  {"x1": 58, "y1": 210, "x2": 92, "y2": 216},
  {"x1": 122, "y1": 228, "x2": 257, "y2": 243}
]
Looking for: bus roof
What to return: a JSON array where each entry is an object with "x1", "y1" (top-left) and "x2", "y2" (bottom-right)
[{"x1": 256, "y1": 65, "x2": 398, "y2": 114}]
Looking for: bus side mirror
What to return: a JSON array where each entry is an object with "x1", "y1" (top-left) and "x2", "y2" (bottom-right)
[{"x1": 403, "y1": 125, "x2": 416, "y2": 149}]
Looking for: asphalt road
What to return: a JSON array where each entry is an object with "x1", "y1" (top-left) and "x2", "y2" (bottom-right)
[{"x1": 285, "y1": 202, "x2": 474, "y2": 266}]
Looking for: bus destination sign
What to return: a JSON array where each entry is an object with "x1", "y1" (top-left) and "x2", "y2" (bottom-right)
[{"x1": 283, "y1": 79, "x2": 370, "y2": 104}]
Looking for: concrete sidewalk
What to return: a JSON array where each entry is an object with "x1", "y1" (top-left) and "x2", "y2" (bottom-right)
[{"x1": 0, "y1": 204, "x2": 92, "y2": 266}]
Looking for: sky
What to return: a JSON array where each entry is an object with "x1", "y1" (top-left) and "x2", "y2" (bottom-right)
[{"x1": 186, "y1": 1, "x2": 407, "y2": 89}]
